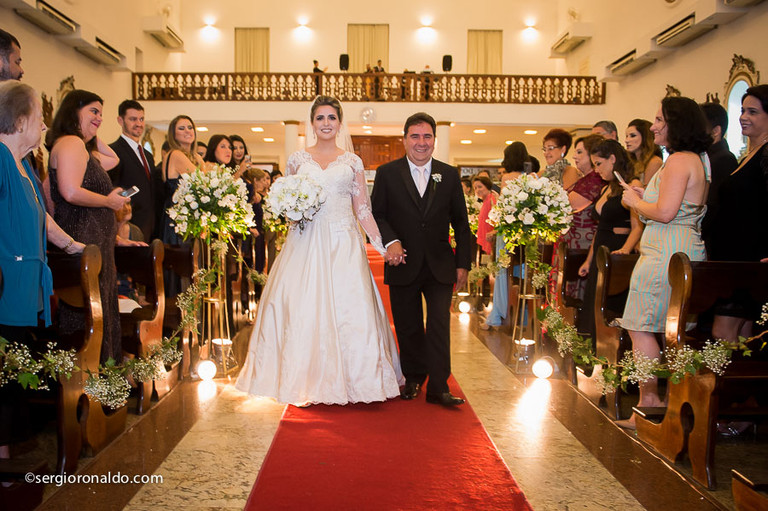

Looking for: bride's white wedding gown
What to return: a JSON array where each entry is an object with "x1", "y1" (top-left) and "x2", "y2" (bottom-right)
[{"x1": 235, "y1": 150, "x2": 404, "y2": 405}]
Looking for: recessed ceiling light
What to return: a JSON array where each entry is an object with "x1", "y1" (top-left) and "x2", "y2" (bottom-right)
[
  {"x1": 196, "y1": 127, "x2": 208, "y2": 132},
  {"x1": 524, "y1": 129, "x2": 538, "y2": 135},
  {"x1": 263, "y1": 137, "x2": 274, "y2": 142},
  {"x1": 505, "y1": 140, "x2": 514, "y2": 145},
  {"x1": 251, "y1": 127, "x2": 264, "y2": 132},
  {"x1": 460, "y1": 139, "x2": 472, "y2": 145},
  {"x1": 362, "y1": 125, "x2": 372, "y2": 130},
  {"x1": 473, "y1": 129, "x2": 486, "y2": 134},
  {"x1": 364, "y1": 130, "x2": 372, "y2": 134}
]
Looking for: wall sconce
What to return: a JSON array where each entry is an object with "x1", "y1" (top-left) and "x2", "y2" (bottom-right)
[
  {"x1": 522, "y1": 17, "x2": 538, "y2": 44},
  {"x1": 200, "y1": 16, "x2": 220, "y2": 43}
]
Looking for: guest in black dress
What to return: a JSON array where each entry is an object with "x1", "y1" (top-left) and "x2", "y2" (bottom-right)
[
  {"x1": 709, "y1": 84, "x2": 768, "y2": 342},
  {"x1": 576, "y1": 140, "x2": 643, "y2": 339},
  {"x1": 46, "y1": 90, "x2": 139, "y2": 363}
]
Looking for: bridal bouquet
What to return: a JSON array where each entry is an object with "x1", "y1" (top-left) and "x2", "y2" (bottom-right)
[
  {"x1": 168, "y1": 165, "x2": 254, "y2": 241},
  {"x1": 262, "y1": 198, "x2": 288, "y2": 235},
  {"x1": 266, "y1": 174, "x2": 327, "y2": 231},
  {"x1": 488, "y1": 173, "x2": 572, "y2": 249}
]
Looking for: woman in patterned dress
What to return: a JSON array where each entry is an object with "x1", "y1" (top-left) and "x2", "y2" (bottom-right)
[{"x1": 618, "y1": 97, "x2": 712, "y2": 428}]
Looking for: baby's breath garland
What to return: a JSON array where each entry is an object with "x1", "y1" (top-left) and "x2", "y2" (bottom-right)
[
  {"x1": 538, "y1": 302, "x2": 767, "y2": 395},
  {"x1": 0, "y1": 339, "x2": 76, "y2": 390}
]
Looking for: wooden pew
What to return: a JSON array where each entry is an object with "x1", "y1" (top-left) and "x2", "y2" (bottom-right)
[
  {"x1": 47, "y1": 245, "x2": 127, "y2": 475},
  {"x1": 554, "y1": 244, "x2": 589, "y2": 327},
  {"x1": 116, "y1": 240, "x2": 179, "y2": 415},
  {"x1": 163, "y1": 240, "x2": 201, "y2": 378},
  {"x1": 732, "y1": 470, "x2": 768, "y2": 511},
  {"x1": 575, "y1": 246, "x2": 637, "y2": 420},
  {"x1": 634, "y1": 253, "x2": 768, "y2": 489}
]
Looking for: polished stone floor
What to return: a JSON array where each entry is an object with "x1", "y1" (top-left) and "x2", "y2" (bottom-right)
[{"x1": 35, "y1": 312, "x2": 760, "y2": 510}]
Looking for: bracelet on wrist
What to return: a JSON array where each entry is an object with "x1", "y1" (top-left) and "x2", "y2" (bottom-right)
[{"x1": 63, "y1": 237, "x2": 74, "y2": 251}]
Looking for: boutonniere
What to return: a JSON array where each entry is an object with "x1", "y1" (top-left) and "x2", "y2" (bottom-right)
[{"x1": 431, "y1": 173, "x2": 442, "y2": 190}]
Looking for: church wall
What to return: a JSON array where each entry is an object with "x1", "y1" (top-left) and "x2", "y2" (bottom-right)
[{"x1": 558, "y1": 0, "x2": 768, "y2": 139}]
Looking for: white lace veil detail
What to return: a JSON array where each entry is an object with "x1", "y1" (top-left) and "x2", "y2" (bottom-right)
[{"x1": 305, "y1": 96, "x2": 355, "y2": 153}]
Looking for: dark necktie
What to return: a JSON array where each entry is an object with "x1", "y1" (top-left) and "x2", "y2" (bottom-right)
[{"x1": 137, "y1": 146, "x2": 150, "y2": 180}]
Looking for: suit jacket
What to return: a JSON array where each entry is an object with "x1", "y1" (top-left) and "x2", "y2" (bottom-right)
[
  {"x1": 702, "y1": 138, "x2": 738, "y2": 251},
  {"x1": 371, "y1": 156, "x2": 471, "y2": 286},
  {"x1": 109, "y1": 136, "x2": 156, "y2": 240}
]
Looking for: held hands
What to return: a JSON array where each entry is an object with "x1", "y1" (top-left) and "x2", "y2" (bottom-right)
[
  {"x1": 385, "y1": 241, "x2": 406, "y2": 266},
  {"x1": 106, "y1": 188, "x2": 131, "y2": 211}
]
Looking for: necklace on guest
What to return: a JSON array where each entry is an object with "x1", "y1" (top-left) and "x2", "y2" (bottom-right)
[{"x1": 731, "y1": 135, "x2": 768, "y2": 176}]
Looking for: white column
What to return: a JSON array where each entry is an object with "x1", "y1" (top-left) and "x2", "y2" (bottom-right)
[
  {"x1": 435, "y1": 121, "x2": 451, "y2": 164},
  {"x1": 284, "y1": 120, "x2": 300, "y2": 160}
]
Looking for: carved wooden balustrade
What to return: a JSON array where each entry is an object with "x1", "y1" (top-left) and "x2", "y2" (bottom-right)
[{"x1": 133, "y1": 72, "x2": 606, "y2": 105}]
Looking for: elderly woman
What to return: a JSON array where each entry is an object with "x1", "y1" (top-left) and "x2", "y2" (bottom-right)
[
  {"x1": 618, "y1": 97, "x2": 712, "y2": 428},
  {"x1": 46, "y1": 89, "x2": 134, "y2": 364},
  {"x1": 0, "y1": 81, "x2": 84, "y2": 458},
  {"x1": 540, "y1": 128, "x2": 579, "y2": 188}
]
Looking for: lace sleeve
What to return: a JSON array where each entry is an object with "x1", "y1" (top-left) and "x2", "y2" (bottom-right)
[
  {"x1": 285, "y1": 152, "x2": 301, "y2": 176},
  {"x1": 349, "y1": 154, "x2": 385, "y2": 255}
]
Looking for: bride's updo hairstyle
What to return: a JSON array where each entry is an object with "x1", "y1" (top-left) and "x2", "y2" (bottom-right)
[
  {"x1": 590, "y1": 139, "x2": 631, "y2": 197},
  {"x1": 310, "y1": 95, "x2": 343, "y2": 121}
]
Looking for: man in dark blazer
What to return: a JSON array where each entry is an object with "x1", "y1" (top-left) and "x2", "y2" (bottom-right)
[
  {"x1": 371, "y1": 112, "x2": 471, "y2": 406},
  {"x1": 700, "y1": 102, "x2": 738, "y2": 254},
  {"x1": 109, "y1": 100, "x2": 156, "y2": 240}
]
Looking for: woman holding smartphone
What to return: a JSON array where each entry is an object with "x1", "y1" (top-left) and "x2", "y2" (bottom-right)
[{"x1": 617, "y1": 97, "x2": 711, "y2": 428}]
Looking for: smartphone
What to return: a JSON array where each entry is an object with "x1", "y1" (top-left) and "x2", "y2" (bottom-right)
[
  {"x1": 119, "y1": 186, "x2": 139, "y2": 198},
  {"x1": 613, "y1": 171, "x2": 628, "y2": 187}
]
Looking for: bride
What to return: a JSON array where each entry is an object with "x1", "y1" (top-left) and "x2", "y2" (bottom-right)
[{"x1": 235, "y1": 96, "x2": 404, "y2": 405}]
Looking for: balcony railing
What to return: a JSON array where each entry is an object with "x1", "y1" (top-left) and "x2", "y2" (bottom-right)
[{"x1": 132, "y1": 72, "x2": 605, "y2": 105}]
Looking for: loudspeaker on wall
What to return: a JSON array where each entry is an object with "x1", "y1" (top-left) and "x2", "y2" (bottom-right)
[
  {"x1": 442, "y1": 55, "x2": 452, "y2": 72},
  {"x1": 339, "y1": 54, "x2": 349, "y2": 71}
]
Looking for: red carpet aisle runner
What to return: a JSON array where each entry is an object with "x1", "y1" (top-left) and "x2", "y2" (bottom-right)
[
  {"x1": 244, "y1": 378, "x2": 532, "y2": 510},
  {"x1": 245, "y1": 247, "x2": 532, "y2": 510}
]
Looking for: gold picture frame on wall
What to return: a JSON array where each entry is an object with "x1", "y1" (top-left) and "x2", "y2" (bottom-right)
[{"x1": 723, "y1": 54, "x2": 761, "y2": 158}]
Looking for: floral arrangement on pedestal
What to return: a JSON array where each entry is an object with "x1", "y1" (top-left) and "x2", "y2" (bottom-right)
[
  {"x1": 465, "y1": 194, "x2": 482, "y2": 236},
  {"x1": 266, "y1": 174, "x2": 326, "y2": 232},
  {"x1": 470, "y1": 174, "x2": 572, "y2": 288},
  {"x1": 85, "y1": 165, "x2": 258, "y2": 408},
  {"x1": 168, "y1": 164, "x2": 254, "y2": 240},
  {"x1": 487, "y1": 173, "x2": 573, "y2": 251}
]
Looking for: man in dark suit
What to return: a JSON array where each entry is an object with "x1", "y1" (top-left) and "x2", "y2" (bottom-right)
[
  {"x1": 109, "y1": 100, "x2": 156, "y2": 240},
  {"x1": 700, "y1": 102, "x2": 738, "y2": 254},
  {"x1": 371, "y1": 112, "x2": 471, "y2": 406}
]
